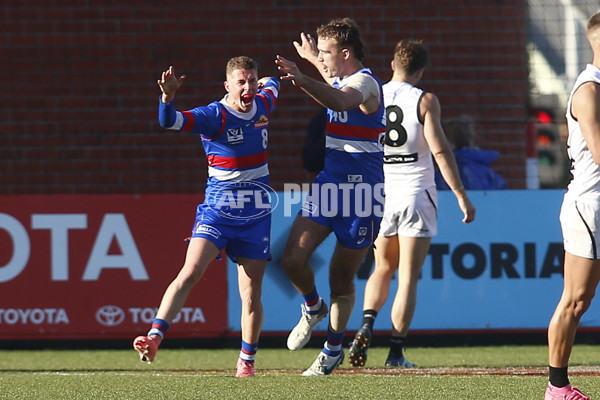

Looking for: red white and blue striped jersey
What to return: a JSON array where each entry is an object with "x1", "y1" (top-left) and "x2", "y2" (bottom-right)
[
  {"x1": 324, "y1": 69, "x2": 385, "y2": 184},
  {"x1": 158, "y1": 78, "x2": 279, "y2": 186}
]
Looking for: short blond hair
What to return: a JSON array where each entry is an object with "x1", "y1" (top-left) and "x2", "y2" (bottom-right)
[
  {"x1": 226, "y1": 56, "x2": 258, "y2": 77},
  {"x1": 586, "y1": 11, "x2": 600, "y2": 44}
]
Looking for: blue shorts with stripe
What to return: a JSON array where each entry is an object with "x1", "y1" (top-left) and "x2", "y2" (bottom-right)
[{"x1": 191, "y1": 203, "x2": 271, "y2": 263}]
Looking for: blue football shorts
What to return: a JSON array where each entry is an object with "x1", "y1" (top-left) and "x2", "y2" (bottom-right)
[
  {"x1": 298, "y1": 172, "x2": 383, "y2": 249},
  {"x1": 191, "y1": 203, "x2": 271, "y2": 262}
]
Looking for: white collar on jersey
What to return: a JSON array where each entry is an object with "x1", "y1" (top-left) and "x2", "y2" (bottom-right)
[{"x1": 220, "y1": 95, "x2": 257, "y2": 120}]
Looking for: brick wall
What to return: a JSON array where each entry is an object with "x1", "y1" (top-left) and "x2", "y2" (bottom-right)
[{"x1": 0, "y1": 0, "x2": 528, "y2": 194}]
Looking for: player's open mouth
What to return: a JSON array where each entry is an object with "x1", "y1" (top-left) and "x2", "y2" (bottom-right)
[{"x1": 241, "y1": 94, "x2": 253, "y2": 107}]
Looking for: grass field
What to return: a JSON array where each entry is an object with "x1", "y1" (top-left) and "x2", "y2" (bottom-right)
[{"x1": 0, "y1": 344, "x2": 598, "y2": 399}]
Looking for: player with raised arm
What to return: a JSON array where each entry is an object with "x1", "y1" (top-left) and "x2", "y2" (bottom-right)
[
  {"x1": 275, "y1": 18, "x2": 385, "y2": 376},
  {"x1": 133, "y1": 56, "x2": 279, "y2": 378}
]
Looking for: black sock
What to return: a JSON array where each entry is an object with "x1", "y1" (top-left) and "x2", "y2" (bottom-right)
[
  {"x1": 549, "y1": 366, "x2": 569, "y2": 388},
  {"x1": 361, "y1": 309, "x2": 378, "y2": 331},
  {"x1": 389, "y1": 336, "x2": 407, "y2": 356}
]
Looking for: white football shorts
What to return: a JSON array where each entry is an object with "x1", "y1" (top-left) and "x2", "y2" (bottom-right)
[
  {"x1": 560, "y1": 193, "x2": 600, "y2": 259},
  {"x1": 378, "y1": 188, "x2": 438, "y2": 238}
]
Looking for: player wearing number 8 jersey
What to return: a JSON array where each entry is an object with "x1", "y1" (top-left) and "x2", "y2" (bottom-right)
[
  {"x1": 133, "y1": 56, "x2": 280, "y2": 378},
  {"x1": 349, "y1": 39, "x2": 475, "y2": 368}
]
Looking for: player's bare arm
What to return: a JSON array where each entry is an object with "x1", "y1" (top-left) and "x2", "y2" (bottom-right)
[
  {"x1": 157, "y1": 66, "x2": 186, "y2": 104},
  {"x1": 573, "y1": 81, "x2": 600, "y2": 164},
  {"x1": 276, "y1": 55, "x2": 363, "y2": 112},
  {"x1": 422, "y1": 92, "x2": 476, "y2": 223}
]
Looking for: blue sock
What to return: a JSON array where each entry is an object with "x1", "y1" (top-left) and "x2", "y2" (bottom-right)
[
  {"x1": 302, "y1": 288, "x2": 322, "y2": 314},
  {"x1": 322, "y1": 326, "x2": 344, "y2": 357},
  {"x1": 239, "y1": 340, "x2": 258, "y2": 363},
  {"x1": 147, "y1": 318, "x2": 169, "y2": 340}
]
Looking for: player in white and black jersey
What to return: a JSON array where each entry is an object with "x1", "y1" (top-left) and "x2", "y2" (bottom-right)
[
  {"x1": 545, "y1": 12, "x2": 600, "y2": 400},
  {"x1": 349, "y1": 39, "x2": 475, "y2": 369}
]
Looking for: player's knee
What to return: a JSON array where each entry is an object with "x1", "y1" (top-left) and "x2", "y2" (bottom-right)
[
  {"x1": 329, "y1": 269, "x2": 356, "y2": 290},
  {"x1": 282, "y1": 246, "x2": 305, "y2": 274},
  {"x1": 177, "y1": 262, "x2": 206, "y2": 286},
  {"x1": 571, "y1": 289, "x2": 596, "y2": 317},
  {"x1": 374, "y1": 264, "x2": 397, "y2": 280},
  {"x1": 239, "y1": 289, "x2": 262, "y2": 310},
  {"x1": 573, "y1": 297, "x2": 593, "y2": 318}
]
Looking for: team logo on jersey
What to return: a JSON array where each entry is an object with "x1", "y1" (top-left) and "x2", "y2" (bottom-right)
[
  {"x1": 227, "y1": 128, "x2": 244, "y2": 145},
  {"x1": 254, "y1": 115, "x2": 269, "y2": 129}
]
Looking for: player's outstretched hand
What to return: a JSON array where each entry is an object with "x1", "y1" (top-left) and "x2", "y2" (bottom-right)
[
  {"x1": 293, "y1": 32, "x2": 318, "y2": 62},
  {"x1": 275, "y1": 55, "x2": 305, "y2": 87},
  {"x1": 157, "y1": 66, "x2": 186, "y2": 103}
]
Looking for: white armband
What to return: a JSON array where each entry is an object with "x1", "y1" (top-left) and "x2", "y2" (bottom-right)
[{"x1": 345, "y1": 73, "x2": 380, "y2": 103}]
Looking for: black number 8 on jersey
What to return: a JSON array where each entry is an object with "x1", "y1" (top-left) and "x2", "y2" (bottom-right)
[{"x1": 385, "y1": 105, "x2": 408, "y2": 147}]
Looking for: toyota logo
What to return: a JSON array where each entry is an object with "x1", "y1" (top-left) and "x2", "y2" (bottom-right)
[{"x1": 96, "y1": 305, "x2": 125, "y2": 327}]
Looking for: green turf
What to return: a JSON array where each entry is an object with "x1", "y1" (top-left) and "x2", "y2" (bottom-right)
[{"x1": 0, "y1": 345, "x2": 597, "y2": 399}]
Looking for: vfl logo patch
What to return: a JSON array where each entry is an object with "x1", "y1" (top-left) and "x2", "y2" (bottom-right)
[
  {"x1": 227, "y1": 128, "x2": 244, "y2": 145},
  {"x1": 194, "y1": 224, "x2": 222, "y2": 239},
  {"x1": 254, "y1": 115, "x2": 269, "y2": 129}
]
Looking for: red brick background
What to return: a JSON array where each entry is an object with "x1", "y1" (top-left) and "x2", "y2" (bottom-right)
[{"x1": 0, "y1": 1, "x2": 528, "y2": 194}]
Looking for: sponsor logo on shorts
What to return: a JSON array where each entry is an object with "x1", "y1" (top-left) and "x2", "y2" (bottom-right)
[
  {"x1": 195, "y1": 224, "x2": 222, "y2": 239},
  {"x1": 300, "y1": 201, "x2": 318, "y2": 216}
]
